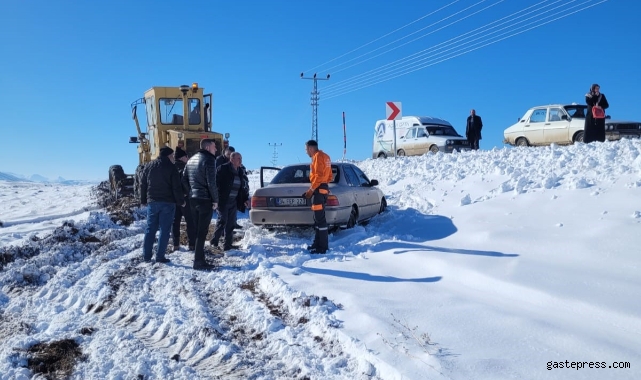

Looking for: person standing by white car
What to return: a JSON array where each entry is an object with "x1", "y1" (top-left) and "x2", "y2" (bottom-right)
[
  {"x1": 466, "y1": 109, "x2": 483, "y2": 150},
  {"x1": 584, "y1": 84, "x2": 610, "y2": 143},
  {"x1": 303, "y1": 140, "x2": 332, "y2": 254}
]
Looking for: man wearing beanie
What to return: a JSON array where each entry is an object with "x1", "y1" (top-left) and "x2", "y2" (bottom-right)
[
  {"x1": 140, "y1": 146, "x2": 185, "y2": 264},
  {"x1": 171, "y1": 147, "x2": 196, "y2": 252}
]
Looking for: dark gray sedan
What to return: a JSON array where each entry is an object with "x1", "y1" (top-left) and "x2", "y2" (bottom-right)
[{"x1": 250, "y1": 162, "x2": 387, "y2": 228}]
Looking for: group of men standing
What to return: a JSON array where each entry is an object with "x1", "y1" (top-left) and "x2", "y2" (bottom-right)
[
  {"x1": 139, "y1": 138, "x2": 334, "y2": 267},
  {"x1": 139, "y1": 139, "x2": 249, "y2": 270}
]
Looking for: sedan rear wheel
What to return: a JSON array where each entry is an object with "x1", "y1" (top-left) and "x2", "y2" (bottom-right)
[
  {"x1": 397, "y1": 149, "x2": 406, "y2": 156},
  {"x1": 573, "y1": 131, "x2": 584, "y2": 143},
  {"x1": 377, "y1": 152, "x2": 387, "y2": 159},
  {"x1": 346, "y1": 206, "x2": 358, "y2": 229}
]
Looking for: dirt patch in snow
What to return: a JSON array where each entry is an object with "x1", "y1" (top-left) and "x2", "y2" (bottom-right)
[
  {"x1": 24, "y1": 339, "x2": 83, "y2": 380},
  {"x1": 93, "y1": 181, "x2": 143, "y2": 227}
]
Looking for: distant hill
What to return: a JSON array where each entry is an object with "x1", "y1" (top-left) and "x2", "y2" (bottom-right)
[
  {"x1": 0, "y1": 172, "x2": 97, "y2": 185},
  {"x1": 0, "y1": 172, "x2": 31, "y2": 182},
  {"x1": 30, "y1": 174, "x2": 49, "y2": 182}
]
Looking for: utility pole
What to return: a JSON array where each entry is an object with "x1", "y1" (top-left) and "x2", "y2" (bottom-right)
[
  {"x1": 268, "y1": 143, "x2": 282, "y2": 166},
  {"x1": 300, "y1": 72, "x2": 330, "y2": 142}
]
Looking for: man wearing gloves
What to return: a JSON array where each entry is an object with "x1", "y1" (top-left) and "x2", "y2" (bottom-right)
[
  {"x1": 140, "y1": 147, "x2": 185, "y2": 264},
  {"x1": 302, "y1": 140, "x2": 332, "y2": 254}
]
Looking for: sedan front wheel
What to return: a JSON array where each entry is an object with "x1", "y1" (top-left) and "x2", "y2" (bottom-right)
[{"x1": 379, "y1": 198, "x2": 387, "y2": 214}]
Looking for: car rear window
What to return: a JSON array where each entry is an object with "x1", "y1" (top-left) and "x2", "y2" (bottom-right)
[{"x1": 270, "y1": 165, "x2": 340, "y2": 184}]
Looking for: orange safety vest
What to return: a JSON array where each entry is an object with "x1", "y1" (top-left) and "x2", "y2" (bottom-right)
[{"x1": 309, "y1": 150, "x2": 332, "y2": 192}]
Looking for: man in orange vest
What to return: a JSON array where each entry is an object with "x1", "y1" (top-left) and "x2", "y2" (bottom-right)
[{"x1": 302, "y1": 140, "x2": 332, "y2": 254}]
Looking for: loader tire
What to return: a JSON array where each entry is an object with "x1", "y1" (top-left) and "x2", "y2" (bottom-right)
[
  {"x1": 109, "y1": 165, "x2": 126, "y2": 195},
  {"x1": 134, "y1": 164, "x2": 146, "y2": 203}
]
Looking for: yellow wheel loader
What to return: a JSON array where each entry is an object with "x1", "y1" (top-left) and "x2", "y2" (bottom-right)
[{"x1": 109, "y1": 83, "x2": 229, "y2": 200}]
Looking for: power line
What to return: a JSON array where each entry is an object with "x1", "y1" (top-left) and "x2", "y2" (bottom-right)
[
  {"x1": 303, "y1": 0, "x2": 462, "y2": 74},
  {"x1": 323, "y1": 0, "x2": 608, "y2": 100},
  {"x1": 322, "y1": 0, "x2": 501, "y2": 77},
  {"x1": 323, "y1": 0, "x2": 563, "y2": 96}
]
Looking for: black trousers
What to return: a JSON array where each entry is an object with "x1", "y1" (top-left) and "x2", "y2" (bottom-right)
[
  {"x1": 584, "y1": 113, "x2": 606, "y2": 143},
  {"x1": 190, "y1": 198, "x2": 214, "y2": 265},
  {"x1": 311, "y1": 184, "x2": 329, "y2": 251},
  {"x1": 172, "y1": 198, "x2": 196, "y2": 247},
  {"x1": 212, "y1": 201, "x2": 238, "y2": 248},
  {"x1": 470, "y1": 138, "x2": 480, "y2": 150}
]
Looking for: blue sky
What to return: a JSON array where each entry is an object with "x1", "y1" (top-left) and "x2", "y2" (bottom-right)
[{"x1": 1, "y1": 0, "x2": 638, "y2": 180}]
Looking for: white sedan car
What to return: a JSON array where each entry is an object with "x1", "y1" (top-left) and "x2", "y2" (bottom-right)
[
  {"x1": 504, "y1": 104, "x2": 641, "y2": 147},
  {"x1": 504, "y1": 104, "x2": 587, "y2": 146},
  {"x1": 250, "y1": 162, "x2": 387, "y2": 229}
]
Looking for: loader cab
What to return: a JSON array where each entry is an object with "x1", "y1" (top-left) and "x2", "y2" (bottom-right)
[{"x1": 129, "y1": 83, "x2": 225, "y2": 166}]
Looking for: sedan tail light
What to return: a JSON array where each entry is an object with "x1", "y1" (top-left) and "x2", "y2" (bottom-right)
[
  {"x1": 251, "y1": 196, "x2": 267, "y2": 208},
  {"x1": 326, "y1": 195, "x2": 339, "y2": 206}
]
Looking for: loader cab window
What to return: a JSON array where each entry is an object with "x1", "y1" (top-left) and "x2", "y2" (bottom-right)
[
  {"x1": 159, "y1": 98, "x2": 185, "y2": 125},
  {"x1": 145, "y1": 95, "x2": 157, "y2": 127},
  {"x1": 188, "y1": 99, "x2": 201, "y2": 125}
]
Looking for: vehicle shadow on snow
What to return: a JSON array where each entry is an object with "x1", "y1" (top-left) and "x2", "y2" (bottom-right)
[
  {"x1": 364, "y1": 207, "x2": 458, "y2": 242},
  {"x1": 360, "y1": 207, "x2": 518, "y2": 258},
  {"x1": 299, "y1": 266, "x2": 442, "y2": 283},
  {"x1": 382, "y1": 243, "x2": 518, "y2": 258}
]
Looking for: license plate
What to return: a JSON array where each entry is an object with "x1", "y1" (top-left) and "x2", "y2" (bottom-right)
[{"x1": 276, "y1": 197, "x2": 306, "y2": 206}]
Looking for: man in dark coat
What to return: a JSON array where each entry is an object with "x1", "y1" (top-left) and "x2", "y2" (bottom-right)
[
  {"x1": 215, "y1": 146, "x2": 235, "y2": 168},
  {"x1": 584, "y1": 84, "x2": 610, "y2": 143},
  {"x1": 181, "y1": 139, "x2": 219, "y2": 270},
  {"x1": 210, "y1": 152, "x2": 249, "y2": 251},
  {"x1": 140, "y1": 147, "x2": 185, "y2": 264},
  {"x1": 171, "y1": 148, "x2": 196, "y2": 252},
  {"x1": 466, "y1": 109, "x2": 483, "y2": 150}
]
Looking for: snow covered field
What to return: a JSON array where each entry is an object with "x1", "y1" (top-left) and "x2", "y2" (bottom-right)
[{"x1": 1, "y1": 140, "x2": 640, "y2": 379}]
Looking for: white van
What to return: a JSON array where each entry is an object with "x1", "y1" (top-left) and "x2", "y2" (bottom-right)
[{"x1": 372, "y1": 116, "x2": 470, "y2": 158}]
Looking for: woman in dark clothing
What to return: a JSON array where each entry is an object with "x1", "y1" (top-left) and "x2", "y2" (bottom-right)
[{"x1": 584, "y1": 84, "x2": 609, "y2": 143}]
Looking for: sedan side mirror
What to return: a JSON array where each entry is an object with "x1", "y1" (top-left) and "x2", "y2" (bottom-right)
[
  {"x1": 561, "y1": 115, "x2": 568, "y2": 120},
  {"x1": 370, "y1": 179, "x2": 379, "y2": 187},
  {"x1": 606, "y1": 115, "x2": 611, "y2": 119}
]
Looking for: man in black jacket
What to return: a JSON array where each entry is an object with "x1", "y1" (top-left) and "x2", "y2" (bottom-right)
[
  {"x1": 215, "y1": 146, "x2": 234, "y2": 168},
  {"x1": 466, "y1": 109, "x2": 483, "y2": 150},
  {"x1": 140, "y1": 147, "x2": 185, "y2": 264},
  {"x1": 210, "y1": 152, "x2": 249, "y2": 251},
  {"x1": 182, "y1": 139, "x2": 219, "y2": 270},
  {"x1": 171, "y1": 148, "x2": 196, "y2": 252}
]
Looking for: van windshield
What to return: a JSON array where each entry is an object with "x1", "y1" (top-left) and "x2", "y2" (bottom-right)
[{"x1": 425, "y1": 125, "x2": 461, "y2": 137}]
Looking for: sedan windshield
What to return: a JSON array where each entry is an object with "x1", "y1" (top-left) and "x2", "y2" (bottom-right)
[
  {"x1": 564, "y1": 105, "x2": 587, "y2": 119},
  {"x1": 270, "y1": 165, "x2": 340, "y2": 184},
  {"x1": 425, "y1": 125, "x2": 461, "y2": 137}
]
